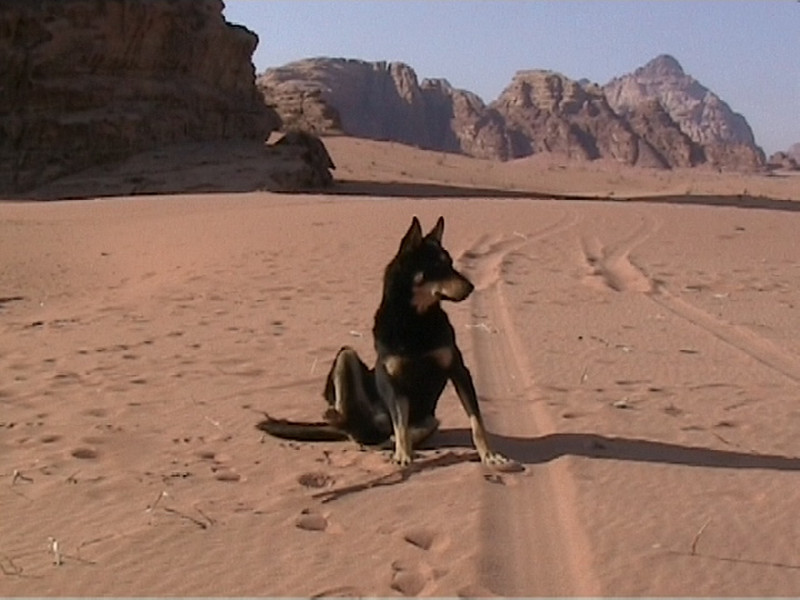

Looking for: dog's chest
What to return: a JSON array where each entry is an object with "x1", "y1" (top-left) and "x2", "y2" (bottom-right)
[{"x1": 383, "y1": 346, "x2": 453, "y2": 378}]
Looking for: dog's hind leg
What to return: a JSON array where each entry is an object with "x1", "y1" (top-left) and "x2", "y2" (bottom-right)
[
  {"x1": 324, "y1": 346, "x2": 390, "y2": 445},
  {"x1": 377, "y1": 415, "x2": 439, "y2": 450},
  {"x1": 410, "y1": 415, "x2": 440, "y2": 447}
]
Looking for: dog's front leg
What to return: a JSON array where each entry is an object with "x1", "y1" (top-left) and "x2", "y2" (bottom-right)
[
  {"x1": 376, "y1": 361, "x2": 413, "y2": 467},
  {"x1": 449, "y1": 350, "x2": 511, "y2": 468}
]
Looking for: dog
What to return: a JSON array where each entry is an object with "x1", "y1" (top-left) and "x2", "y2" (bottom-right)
[{"x1": 258, "y1": 216, "x2": 511, "y2": 469}]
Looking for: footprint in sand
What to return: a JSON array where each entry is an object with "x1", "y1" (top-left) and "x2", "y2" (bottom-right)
[
  {"x1": 297, "y1": 471, "x2": 335, "y2": 489},
  {"x1": 82, "y1": 407, "x2": 109, "y2": 418},
  {"x1": 457, "y1": 583, "x2": 498, "y2": 597},
  {"x1": 201, "y1": 449, "x2": 244, "y2": 482},
  {"x1": 71, "y1": 447, "x2": 99, "y2": 460},
  {"x1": 213, "y1": 469, "x2": 241, "y2": 482},
  {"x1": 295, "y1": 508, "x2": 328, "y2": 532},
  {"x1": 390, "y1": 559, "x2": 434, "y2": 596},
  {"x1": 403, "y1": 528, "x2": 436, "y2": 551},
  {"x1": 310, "y1": 586, "x2": 363, "y2": 598}
]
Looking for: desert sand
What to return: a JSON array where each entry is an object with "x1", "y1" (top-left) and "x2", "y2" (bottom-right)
[{"x1": 2, "y1": 138, "x2": 800, "y2": 596}]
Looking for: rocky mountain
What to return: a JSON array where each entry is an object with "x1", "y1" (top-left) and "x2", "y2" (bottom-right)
[
  {"x1": 1, "y1": 0, "x2": 284, "y2": 193},
  {"x1": 767, "y1": 152, "x2": 799, "y2": 170},
  {"x1": 604, "y1": 54, "x2": 765, "y2": 171},
  {"x1": 490, "y1": 70, "x2": 672, "y2": 168},
  {"x1": 767, "y1": 143, "x2": 800, "y2": 171},
  {"x1": 257, "y1": 58, "x2": 512, "y2": 159},
  {"x1": 623, "y1": 98, "x2": 704, "y2": 168},
  {"x1": 258, "y1": 55, "x2": 767, "y2": 172}
]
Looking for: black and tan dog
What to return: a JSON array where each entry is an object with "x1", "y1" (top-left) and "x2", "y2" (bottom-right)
[{"x1": 259, "y1": 216, "x2": 511, "y2": 469}]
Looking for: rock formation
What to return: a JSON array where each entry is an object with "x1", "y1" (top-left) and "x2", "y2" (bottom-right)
[
  {"x1": 603, "y1": 54, "x2": 765, "y2": 171},
  {"x1": 490, "y1": 70, "x2": 667, "y2": 167},
  {"x1": 787, "y1": 143, "x2": 800, "y2": 163},
  {"x1": 256, "y1": 58, "x2": 513, "y2": 159},
  {"x1": 419, "y1": 78, "x2": 513, "y2": 160},
  {"x1": 258, "y1": 55, "x2": 768, "y2": 172},
  {"x1": 271, "y1": 130, "x2": 336, "y2": 188},
  {"x1": 1, "y1": 0, "x2": 281, "y2": 193},
  {"x1": 767, "y1": 151, "x2": 799, "y2": 171},
  {"x1": 259, "y1": 59, "x2": 426, "y2": 145},
  {"x1": 258, "y1": 83, "x2": 343, "y2": 135}
]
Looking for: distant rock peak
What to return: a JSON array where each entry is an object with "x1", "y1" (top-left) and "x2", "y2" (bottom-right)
[
  {"x1": 639, "y1": 54, "x2": 685, "y2": 77},
  {"x1": 604, "y1": 55, "x2": 764, "y2": 170}
]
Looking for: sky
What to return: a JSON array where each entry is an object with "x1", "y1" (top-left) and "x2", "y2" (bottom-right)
[{"x1": 222, "y1": 1, "x2": 799, "y2": 155}]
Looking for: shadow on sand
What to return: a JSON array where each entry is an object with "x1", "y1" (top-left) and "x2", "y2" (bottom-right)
[
  {"x1": 310, "y1": 179, "x2": 800, "y2": 212},
  {"x1": 6, "y1": 173, "x2": 798, "y2": 214},
  {"x1": 308, "y1": 428, "x2": 799, "y2": 503},
  {"x1": 428, "y1": 428, "x2": 800, "y2": 472}
]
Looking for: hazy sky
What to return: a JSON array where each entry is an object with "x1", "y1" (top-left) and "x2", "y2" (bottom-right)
[{"x1": 222, "y1": 1, "x2": 799, "y2": 155}]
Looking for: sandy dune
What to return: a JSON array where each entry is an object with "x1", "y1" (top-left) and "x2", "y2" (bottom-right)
[{"x1": 2, "y1": 139, "x2": 800, "y2": 596}]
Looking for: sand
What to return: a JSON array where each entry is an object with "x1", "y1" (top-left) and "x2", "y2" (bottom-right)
[{"x1": 2, "y1": 138, "x2": 800, "y2": 596}]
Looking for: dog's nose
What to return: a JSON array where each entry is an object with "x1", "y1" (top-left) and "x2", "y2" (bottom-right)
[{"x1": 454, "y1": 277, "x2": 474, "y2": 301}]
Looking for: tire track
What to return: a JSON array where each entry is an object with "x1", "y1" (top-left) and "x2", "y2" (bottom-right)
[
  {"x1": 457, "y1": 206, "x2": 579, "y2": 290},
  {"x1": 461, "y1": 208, "x2": 601, "y2": 596},
  {"x1": 651, "y1": 286, "x2": 800, "y2": 384},
  {"x1": 575, "y1": 207, "x2": 800, "y2": 384},
  {"x1": 458, "y1": 202, "x2": 800, "y2": 595},
  {"x1": 579, "y1": 210, "x2": 659, "y2": 294}
]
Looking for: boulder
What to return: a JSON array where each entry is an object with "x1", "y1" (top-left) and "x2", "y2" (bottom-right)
[{"x1": 271, "y1": 130, "x2": 336, "y2": 188}]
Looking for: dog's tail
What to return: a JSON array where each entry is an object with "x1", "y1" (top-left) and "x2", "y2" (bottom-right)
[{"x1": 256, "y1": 415, "x2": 350, "y2": 442}]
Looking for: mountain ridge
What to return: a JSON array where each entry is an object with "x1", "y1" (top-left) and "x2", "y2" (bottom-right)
[{"x1": 257, "y1": 54, "x2": 766, "y2": 171}]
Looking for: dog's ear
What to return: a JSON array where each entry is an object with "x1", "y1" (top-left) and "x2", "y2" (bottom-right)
[
  {"x1": 426, "y1": 216, "x2": 445, "y2": 243},
  {"x1": 398, "y1": 216, "x2": 423, "y2": 254}
]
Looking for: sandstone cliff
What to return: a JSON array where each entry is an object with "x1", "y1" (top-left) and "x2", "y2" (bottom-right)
[
  {"x1": 490, "y1": 70, "x2": 669, "y2": 167},
  {"x1": 604, "y1": 55, "x2": 765, "y2": 171},
  {"x1": 787, "y1": 143, "x2": 800, "y2": 163},
  {"x1": 1, "y1": 0, "x2": 282, "y2": 193},
  {"x1": 259, "y1": 55, "x2": 766, "y2": 172},
  {"x1": 767, "y1": 151, "x2": 799, "y2": 171},
  {"x1": 256, "y1": 58, "x2": 513, "y2": 159},
  {"x1": 624, "y1": 98, "x2": 704, "y2": 169}
]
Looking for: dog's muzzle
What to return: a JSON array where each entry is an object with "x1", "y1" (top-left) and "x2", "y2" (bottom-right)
[{"x1": 439, "y1": 274, "x2": 474, "y2": 302}]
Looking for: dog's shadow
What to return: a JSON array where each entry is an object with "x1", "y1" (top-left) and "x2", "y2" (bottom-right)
[{"x1": 426, "y1": 428, "x2": 800, "y2": 472}]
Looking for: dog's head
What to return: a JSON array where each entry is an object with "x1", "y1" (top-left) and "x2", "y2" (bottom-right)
[{"x1": 391, "y1": 216, "x2": 474, "y2": 313}]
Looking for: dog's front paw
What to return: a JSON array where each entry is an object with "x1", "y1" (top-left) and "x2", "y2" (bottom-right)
[
  {"x1": 391, "y1": 450, "x2": 413, "y2": 468},
  {"x1": 481, "y1": 451, "x2": 523, "y2": 472}
]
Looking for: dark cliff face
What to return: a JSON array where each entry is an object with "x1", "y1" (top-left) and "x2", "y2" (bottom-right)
[
  {"x1": 258, "y1": 55, "x2": 766, "y2": 172},
  {"x1": 1, "y1": 0, "x2": 280, "y2": 192}
]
